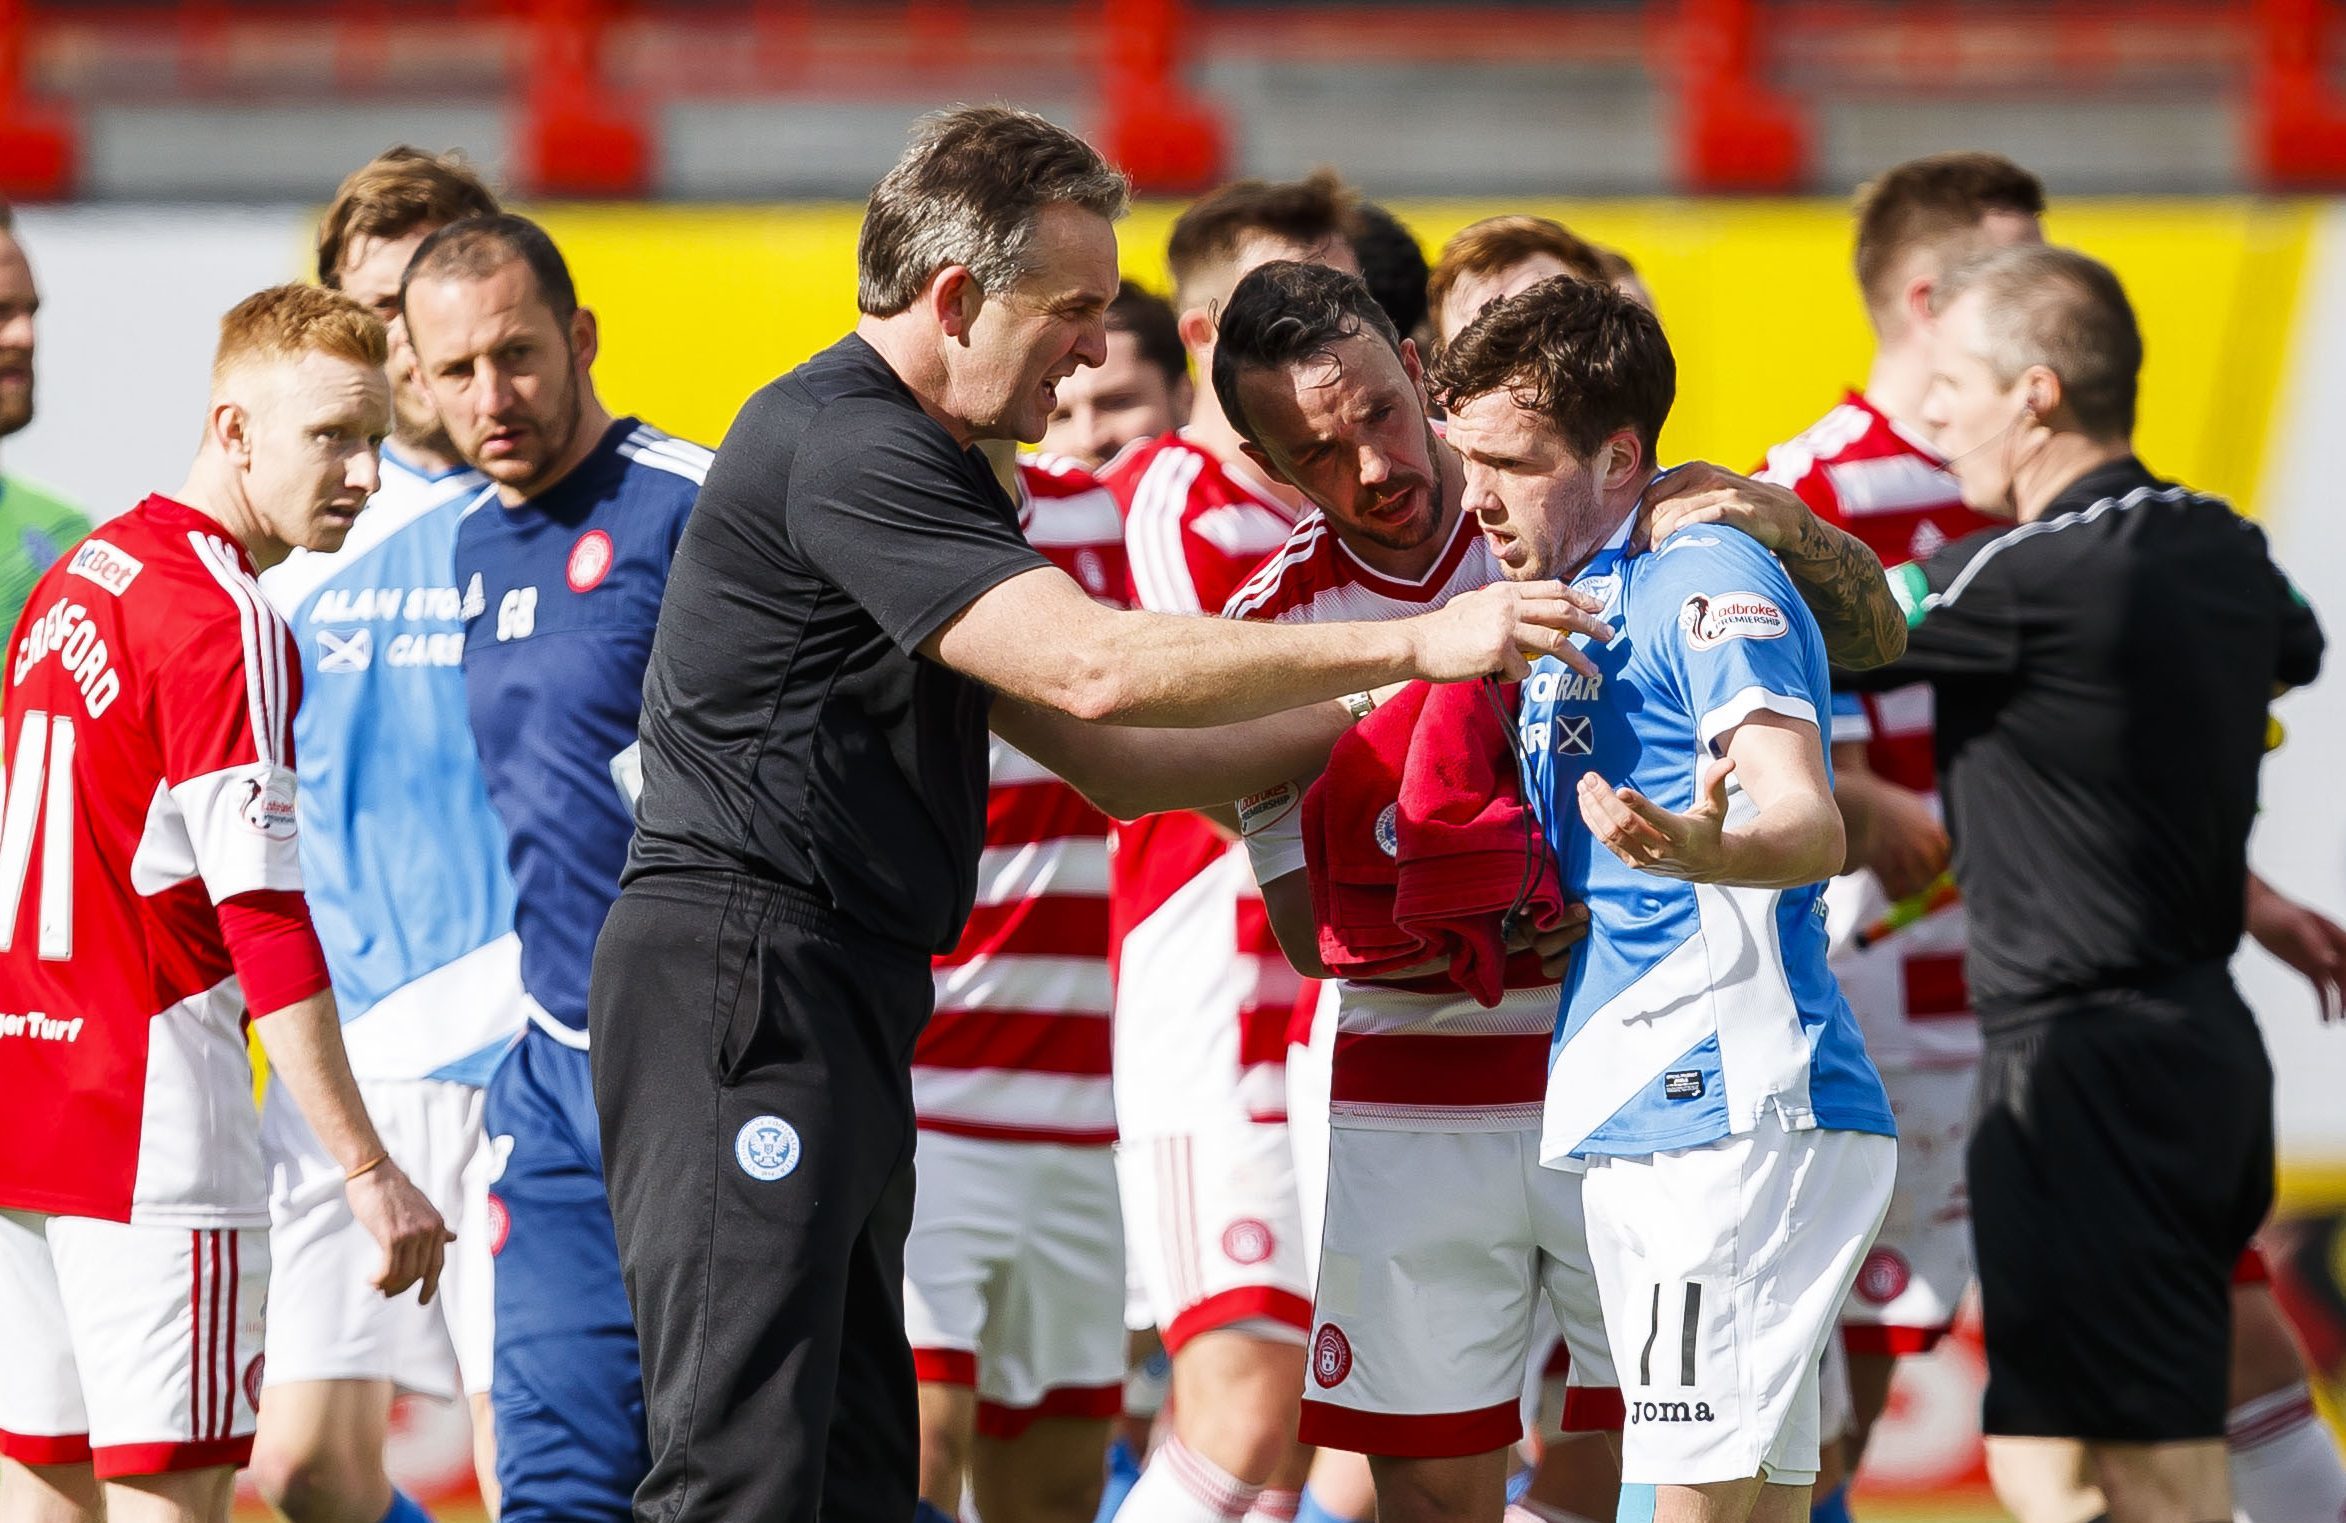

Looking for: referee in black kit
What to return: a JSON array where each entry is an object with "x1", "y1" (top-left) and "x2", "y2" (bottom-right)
[
  {"x1": 586, "y1": 107, "x2": 1606, "y2": 1523},
  {"x1": 1843, "y1": 244, "x2": 2324, "y2": 1523}
]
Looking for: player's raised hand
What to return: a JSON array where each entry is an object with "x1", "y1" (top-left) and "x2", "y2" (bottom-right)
[
  {"x1": 1578, "y1": 758, "x2": 1734, "y2": 882},
  {"x1": 1410, "y1": 579, "x2": 1613, "y2": 683},
  {"x1": 347, "y1": 1159, "x2": 457, "y2": 1304},
  {"x1": 1645, "y1": 462, "x2": 1815, "y2": 552}
]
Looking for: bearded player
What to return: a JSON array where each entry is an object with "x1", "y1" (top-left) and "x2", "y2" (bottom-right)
[
  {"x1": 0, "y1": 286, "x2": 447, "y2": 1523},
  {"x1": 402, "y1": 214, "x2": 708, "y2": 1523},
  {"x1": 252, "y1": 147, "x2": 515, "y2": 1523},
  {"x1": 1211, "y1": 261, "x2": 1911, "y2": 1523},
  {"x1": 1101, "y1": 172, "x2": 1364, "y2": 1523},
  {"x1": 1217, "y1": 260, "x2": 1620, "y2": 1523}
]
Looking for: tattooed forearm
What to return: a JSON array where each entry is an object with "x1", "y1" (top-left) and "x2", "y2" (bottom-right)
[{"x1": 1779, "y1": 513, "x2": 1908, "y2": 670}]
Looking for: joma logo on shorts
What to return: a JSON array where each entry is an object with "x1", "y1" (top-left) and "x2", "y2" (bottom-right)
[{"x1": 1628, "y1": 1400, "x2": 1715, "y2": 1423}]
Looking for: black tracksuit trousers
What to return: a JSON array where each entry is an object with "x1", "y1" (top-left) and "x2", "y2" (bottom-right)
[{"x1": 591, "y1": 868, "x2": 930, "y2": 1523}]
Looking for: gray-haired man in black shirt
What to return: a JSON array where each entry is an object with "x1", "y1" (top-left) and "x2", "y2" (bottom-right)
[
  {"x1": 1841, "y1": 244, "x2": 2328, "y2": 1523},
  {"x1": 586, "y1": 108, "x2": 1615, "y2": 1523}
]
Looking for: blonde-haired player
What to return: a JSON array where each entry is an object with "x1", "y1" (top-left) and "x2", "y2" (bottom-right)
[{"x1": 0, "y1": 285, "x2": 448, "y2": 1523}]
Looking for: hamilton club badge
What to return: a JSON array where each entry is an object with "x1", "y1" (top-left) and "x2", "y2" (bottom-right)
[
  {"x1": 734, "y1": 1115, "x2": 802, "y2": 1181},
  {"x1": 1311, "y1": 1323, "x2": 1353, "y2": 1387}
]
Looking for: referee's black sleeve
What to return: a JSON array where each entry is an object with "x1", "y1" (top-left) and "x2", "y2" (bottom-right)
[{"x1": 1840, "y1": 528, "x2": 2020, "y2": 690}]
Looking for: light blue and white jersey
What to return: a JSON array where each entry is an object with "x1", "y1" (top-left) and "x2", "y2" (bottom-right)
[
  {"x1": 1518, "y1": 508, "x2": 1892, "y2": 1165},
  {"x1": 261, "y1": 444, "x2": 526, "y2": 1086}
]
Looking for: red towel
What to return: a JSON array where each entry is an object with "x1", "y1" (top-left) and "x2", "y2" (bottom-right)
[
  {"x1": 1391, "y1": 679, "x2": 1568, "y2": 1007},
  {"x1": 1301, "y1": 682, "x2": 1435, "y2": 979},
  {"x1": 1301, "y1": 680, "x2": 1567, "y2": 1004}
]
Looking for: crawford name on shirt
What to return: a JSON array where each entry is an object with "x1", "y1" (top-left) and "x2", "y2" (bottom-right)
[{"x1": 11, "y1": 596, "x2": 122, "y2": 717}]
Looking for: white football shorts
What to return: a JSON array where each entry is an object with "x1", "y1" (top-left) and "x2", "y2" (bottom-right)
[
  {"x1": 261, "y1": 1075, "x2": 496, "y2": 1399},
  {"x1": 1839, "y1": 1064, "x2": 1971, "y2": 1354},
  {"x1": 1580, "y1": 1117, "x2": 1894, "y2": 1487},
  {"x1": 1524, "y1": 1289, "x2": 1631, "y2": 1444},
  {"x1": 1118, "y1": 1122, "x2": 1312, "y2": 1354},
  {"x1": 1287, "y1": 979, "x2": 1338, "y2": 1270},
  {"x1": 0, "y1": 1210, "x2": 268, "y2": 1477},
  {"x1": 1304, "y1": 1125, "x2": 1619, "y2": 1457},
  {"x1": 904, "y1": 1130, "x2": 1127, "y2": 1434}
]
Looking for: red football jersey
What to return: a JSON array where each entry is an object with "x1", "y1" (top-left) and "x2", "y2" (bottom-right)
[
  {"x1": 1225, "y1": 507, "x2": 1558, "y2": 1130},
  {"x1": 918, "y1": 457, "x2": 1130, "y2": 1144},
  {"x1": 1100, "y1": 433, "x2": 1301, "y2": 1128},
  {"x1": 1756, "y1": 390, "x2": 2000, "y2": 793},
  {"x1": 0, "y1": 495, "x2": 321, "y2": 1225}
]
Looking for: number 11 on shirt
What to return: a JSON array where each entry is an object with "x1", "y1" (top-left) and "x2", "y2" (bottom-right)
[{"x1": 0, "y1": 708, "x2": 75, "y2": 961}]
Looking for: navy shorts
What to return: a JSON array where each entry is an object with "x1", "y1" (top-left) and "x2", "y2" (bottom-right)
[{"x1": 485, "y1": 1025, "x2": 649, "y2": 1522}]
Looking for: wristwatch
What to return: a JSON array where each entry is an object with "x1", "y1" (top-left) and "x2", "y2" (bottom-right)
[{"x1": 1340, "y1": 690, "x2": 1378, "y2": 722}]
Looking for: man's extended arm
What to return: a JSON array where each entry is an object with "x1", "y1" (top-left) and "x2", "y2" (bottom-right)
[
  {"x1": 1644, "y1": 463, "x2": 1908, "y2": 670},
  {"x1": 991, "y1": 695, "x2": 1355, "y2": 820},
  {"x1": 931, "y1": 567, "x2": 1608, "y2": 728},
  {"x1": 1838, "y1": 538, "x2": 2023, "y2": 690},
  {"x1": 1576, "y1": 712, "x2": 1845, "y2": 888},
  {"x1": 1776, "y1": 508, "x2": 1911, "y2": 672}
]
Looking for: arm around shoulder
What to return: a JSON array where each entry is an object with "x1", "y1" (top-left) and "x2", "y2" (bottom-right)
[{"x1": 1643, "y1": 462, "x2": 1906, "y2": 669}]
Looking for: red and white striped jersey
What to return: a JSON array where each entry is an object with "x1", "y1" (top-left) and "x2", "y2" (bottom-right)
[
  {"x1": 1758, "y1": 391, "x2": 1993, "y2": 1065},
  {"x1": 1111, "y1": 431, "x2": 1301, "y2": 617},
  {"x1": 1756, "y1": 390, "x2": 1998, "y2": 795},
  {"x1": 1225, "y1": 505, "x2": 1557, "y2": 1131},
  {"x1": 0, "y1": 495, "x2": 323, "y2": 1226},
  {"x1": 1100, "y1": 433, "x2": 1302, "y2": 1136},
  {"x1": 917, "y1": 457, "x2": 1129, "y2": 1144}
]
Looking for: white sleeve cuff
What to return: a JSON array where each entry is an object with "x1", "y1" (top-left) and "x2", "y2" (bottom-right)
[
  {"x1": 1243, "y1": 828, "x2": 1308, "y2": 888},
  {"x1": 1697, "y1": 686, "x2": 1820, "y2": 758}
]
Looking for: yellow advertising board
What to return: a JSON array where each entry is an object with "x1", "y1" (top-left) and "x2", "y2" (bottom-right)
[{"x1": 537, "y1": 198, "x2": 2317, "y2": 517}]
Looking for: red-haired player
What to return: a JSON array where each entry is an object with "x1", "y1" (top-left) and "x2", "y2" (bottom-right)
[{"x1": 0, "y1": 286, "x2": 447, "y2": 1523}]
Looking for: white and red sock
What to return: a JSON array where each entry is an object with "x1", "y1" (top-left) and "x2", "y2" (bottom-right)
[
  {"x1": 1245, "y1": 1487, "x2": 1303, "y2": 1523},
  {"x1": 2227, "y1": 1382, "x2": 2346, "y2": 1523},
  {"x1": 1120, "y1": 1435, "x2": 1265, "y2": 1523}
]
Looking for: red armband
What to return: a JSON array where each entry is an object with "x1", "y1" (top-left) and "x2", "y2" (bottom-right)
[{"x1": 217, "y1": 888, "x2": 332, "y2": 1016}]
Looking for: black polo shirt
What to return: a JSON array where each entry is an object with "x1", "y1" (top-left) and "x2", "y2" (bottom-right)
[
  {"x1": 623, "y1": 334, "x2": 1050, "y2": 953},
  {"x1": 1846, "y1": 456, "x2": 2324, "y2": 1016}
]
